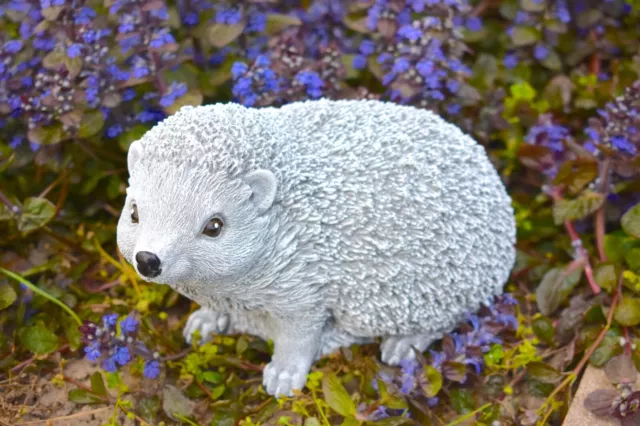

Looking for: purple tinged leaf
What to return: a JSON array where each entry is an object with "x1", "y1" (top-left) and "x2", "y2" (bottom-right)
[
  {"x1": 605, "y1": 355, "x2": 638, "y2": 385},
  {"x1": 584, "y1": 389, "x2": 618, "y2": 416}
]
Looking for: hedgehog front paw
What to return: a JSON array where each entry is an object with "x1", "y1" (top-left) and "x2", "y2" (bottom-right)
[
  {"x1": 262, "y1": 359, "x2": 310, "y2": 397},
  {"x1": 380, "y1": 334, "x2": 435, "y2": 366},
  {"x1": 183, "y1": 308, "x2": 230, "y2": 345}
]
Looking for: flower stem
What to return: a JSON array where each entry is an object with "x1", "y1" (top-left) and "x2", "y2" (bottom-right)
[
  {"x1": 537, "y1": 272, "x2": 622, "y2": 421},
  {"x1": 446, "y1": 402, "x2": 492, "y2": 426},
  {"x1": 594, "y1": 157, "x2": 611, "y2": 263},
  {"x1": 0, "y1": 267, "x2": 82, "y2": 325}
]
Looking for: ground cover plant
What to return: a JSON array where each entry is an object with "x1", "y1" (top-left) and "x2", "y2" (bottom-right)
[{"x1": 1, "y1": 0, "x2": 640, "y2": 424}]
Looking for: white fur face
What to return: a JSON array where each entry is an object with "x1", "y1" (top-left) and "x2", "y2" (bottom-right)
[{"x1": 116, "y1": 141, "x2": 278, "y2": 290}]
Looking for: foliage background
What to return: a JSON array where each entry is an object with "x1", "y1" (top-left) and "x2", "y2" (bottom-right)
[{"x1": 1, "y1": 0, "x2": 640, "y2": 424}]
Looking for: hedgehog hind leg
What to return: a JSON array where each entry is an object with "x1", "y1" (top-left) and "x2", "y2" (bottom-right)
[
  {"x1": 315, "y1": 318, "x2": 375, "y2": 360},
  {"x1": 380, "y1": 333, "x2": 440, "y2": 366}
]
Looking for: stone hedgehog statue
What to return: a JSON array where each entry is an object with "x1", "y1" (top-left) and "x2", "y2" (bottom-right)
[{"x1": 116, "y1": 98, "x2": 516, "y2": 397}]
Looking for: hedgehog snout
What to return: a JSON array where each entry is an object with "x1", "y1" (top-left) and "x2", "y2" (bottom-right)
[{"x1": 135, "y1": 251, "x2": 162, "y2": 278}]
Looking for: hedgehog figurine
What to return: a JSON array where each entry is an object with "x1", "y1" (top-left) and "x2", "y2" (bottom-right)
[{"x1": 116, "y1": 98, "x2": 516, "y2": 397}]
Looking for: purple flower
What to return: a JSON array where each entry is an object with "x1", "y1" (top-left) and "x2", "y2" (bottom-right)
[
  {"x1": 84, "y1": 341, "x2": 102, "y2": 361},
  {"x1": 215, "y1": 8, "x2": 242, "y2": 25},
  {"x1": 466, "y1": 17, "x2": 482, "y2": 31},
  {"x1": 360, "y1": 40, "x2": 376, "y2": 56},
  {"x1": 231, "y1": 62, "x2": 248, "y2": 79},
  {"x1": 534, "y1": 44, "x2": 549, "y2": 60},
  {"x1": 611, "y1": 135, "x2": 637, "y2": 155},
  {"x1": 295, "y1": 70, "x2": 324, "y2": 98},
  {"x1": 4, "y1": 40, "x2": 23, "y2": 53},
  {"x1": 353, "y1": 55, "x2": 367, "y2": 70},
  {"x1": 102, "y1": 357, "x2": 117, "y2": 373},
  {"x1": 120, "y1": 316, "x2": 138, "y2": 334},
  {"x1": 107, "y1": 125, "x2": 122, "y2": 138},
  {"x1": 399, "y1": 374, "x2": 415, "y2": 394},
  {"x1": 392, "y1": 57, "x2": 411, "y2": 74},
  {"x1": 159, "y1": 81, "x2": 188, "y2": 108},
  {"x1": 133, "y1": 66, "x2": 149, "y2": 79},
  {"x1": 137, "y1": 109, "x2": 164, "y2": 123},
  {"x1": 247, "y1": 12, "x2": 266, "y2": 32},
  {"x1": 447, "y1": 103, "x2": 461, "y2": 114},
  {"x1": 398, "y1": 25, "x2": 423, "y2": 42},
  {"x1": 504, "y1": 53, "x2": 518, "y2": 69},
  {"x1": 67, "y1": 43, "x2": 83, "y2": 58},
  {"x1": 123, "y1": 89, "x2": 136, "y2": 101},
  {"x1": 103, "y1": 314, "x2": 119, "y2": 328},
  {"x1": 113, "y1": 346, "x2": 131, "y2": 365},
  {"x1": 399, "y1": 358, "x2": 419, "y2": 376},
  {"x1": 75, "y1": 6, "x2": 95, "y2": 24},
  {"x1": 143, "y1": 360, "x2": 161, "y2": 379},
  {"x1": 150, "y1": 30, "x2": 175, "y2": 48}
]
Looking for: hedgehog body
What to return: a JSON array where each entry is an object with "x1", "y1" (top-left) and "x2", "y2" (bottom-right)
[{"x1": 116, "y1": 99, "x2": 516, "y2": 396}]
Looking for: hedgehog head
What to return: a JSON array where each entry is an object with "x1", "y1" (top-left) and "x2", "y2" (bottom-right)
[{"x1": 116, "y1": 104, "x2": 278, "y2": 289}]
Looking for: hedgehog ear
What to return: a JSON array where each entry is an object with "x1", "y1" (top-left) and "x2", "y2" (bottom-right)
[
  {"x1": 243, "y1": 169, "x2": 277, "y2": 215},
  {"x1": 127, "y1": 141, "x2": 144, "y2": 172}
]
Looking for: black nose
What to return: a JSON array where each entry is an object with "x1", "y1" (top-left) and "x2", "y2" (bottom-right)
[{"x1": 135, "y1": 251, "x2": 161, "y2": 278}]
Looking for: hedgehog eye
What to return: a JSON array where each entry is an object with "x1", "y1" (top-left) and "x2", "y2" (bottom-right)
[
  {"x1": 203, "y1": 217, "x2": 223, "y2": 238},
  {"x1": 131, "y1": 203, "x2": 139, "y2": 224}
]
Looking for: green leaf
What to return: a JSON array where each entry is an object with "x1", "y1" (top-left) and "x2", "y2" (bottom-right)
[
  {"x1": 442, "y1": 361, "x2": 467, "y2": 383},
  {"x1": 626, "y1": 248, "x2": 640, "y2": 272},
  {"x1": 484, "y1": 344, "x2": 505, "y2": 366},
  {"x1": 510, "y1": 26, "x2": 540, "y2": 46},
  {"x1": 0, "y1": 145, "x2": 15, "y2": 174},
  {"x1": 90, "y1": 372, "x2": 108, "y2": 398},
  {"x1": 552, "y1": 190, "x2": 605, "y2": 225},
  {"x1": 406, "y1": 397, "x2": 432, "y2": 425},
  {"x1": 42, "y1": 50, "x2": 66, "y2": 69},
  {"x1": 450, "y1": 388, "x2": 474, "y2": 414},
  {"x1": 27, "y1": 124, "x2": 67, "y2": 145},
  {"x1": 210, "y1": 384, "x2": 225, "y2": 400},
  {"x1": 576, "y1": 9, "x2": 603, "y2": 28},
  {"x1": 535, "y1": 265, "x2": 583, "y2": 316},
  {"x1": 0, "y1": 283, "x2": 17, "y2": 310},
  {"x1": 621, "y1": 203, "x2": 640, "y2": 238},
  {"x1": 65, "y1": 56, "x2": 83, "y2": 78},
  {"x1": 77, "y1": 111, "x2": 105, "y2": 139},
  {"x1": 18, "y1": 323, "x2": 58, "y2": 355},
  {"x1": 322, "y1": 371, "x2": 356, "y2": 417},
  {"x1": 236, "y1": 335, "x2": 248, "y2": 354},
  {"x1": 208, "y1": 23, "x2": 245, "y2": 48},
  {"x1": 590, "y1": 329, "x2": 621, "y2": 367},
  {"x1": 369, "y1": 418, "x2": 413, "y2": 426},
  {"x1": 304, "y1": 418, "x2": 322, "y2": 426},
  {"x1": 118, "y1": 124, "x2": 149, "y2": 152},
  {"x1": 532, "y1": 317, "x2": 555, "y2": 345},
  {"x1": 17, "y1": 197, "x2": 56, "y2": 235},
  {"x1": 421, "y1": 364, "x2": 442, "y2": 397},
  {"x1": 64, "y1": 316, "x2": 82, "y2": 351},
  {"x1": 594, "y1": 263, "x2": 619, "y2": 293},
  {"x1": 265, "y1": 13, "x2": 302, "y2": 34},
  {"x1": 615, "y1": 296, "x2": 640, "y2": 326},
  {"x1": 604, "y1": 233, "x2": 633, "y2": 263},
  {"x1": 68, "y1": 388, "x2": 104, "y2": 404},
  {"x1": 162, "y1": 385, "x2": 195, "y2": 421},
  {"x1": 527, "y1": 362, "x2": 561, "y2": 384},
  {"x1": 520, "y1": 0, "x2": 546, "y2": 12},
  {"x1": 139, "y1": 396, "x2": 162, "y2": 424},
  {"x1": 340, "y1": 417, "x2": 358, "y2": 426},
  {"x1": 510, "y1": 81, "x2": 536, "y2": 101},
  {"x1": 343, "y1": 14, "x2": 370, "y2": 33},
  {"x1": 163, "y1": 89, "x2": 203, "y2": 115},
  {"x1": 540, "y1": 49, "x2": 562, "y2": 70},
  {"x1": 41, "y1": 5, "x2": 64, "y2": 20},
  {"x1": 201, "y1": 371, "x2": 222, "y2": 384}
]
